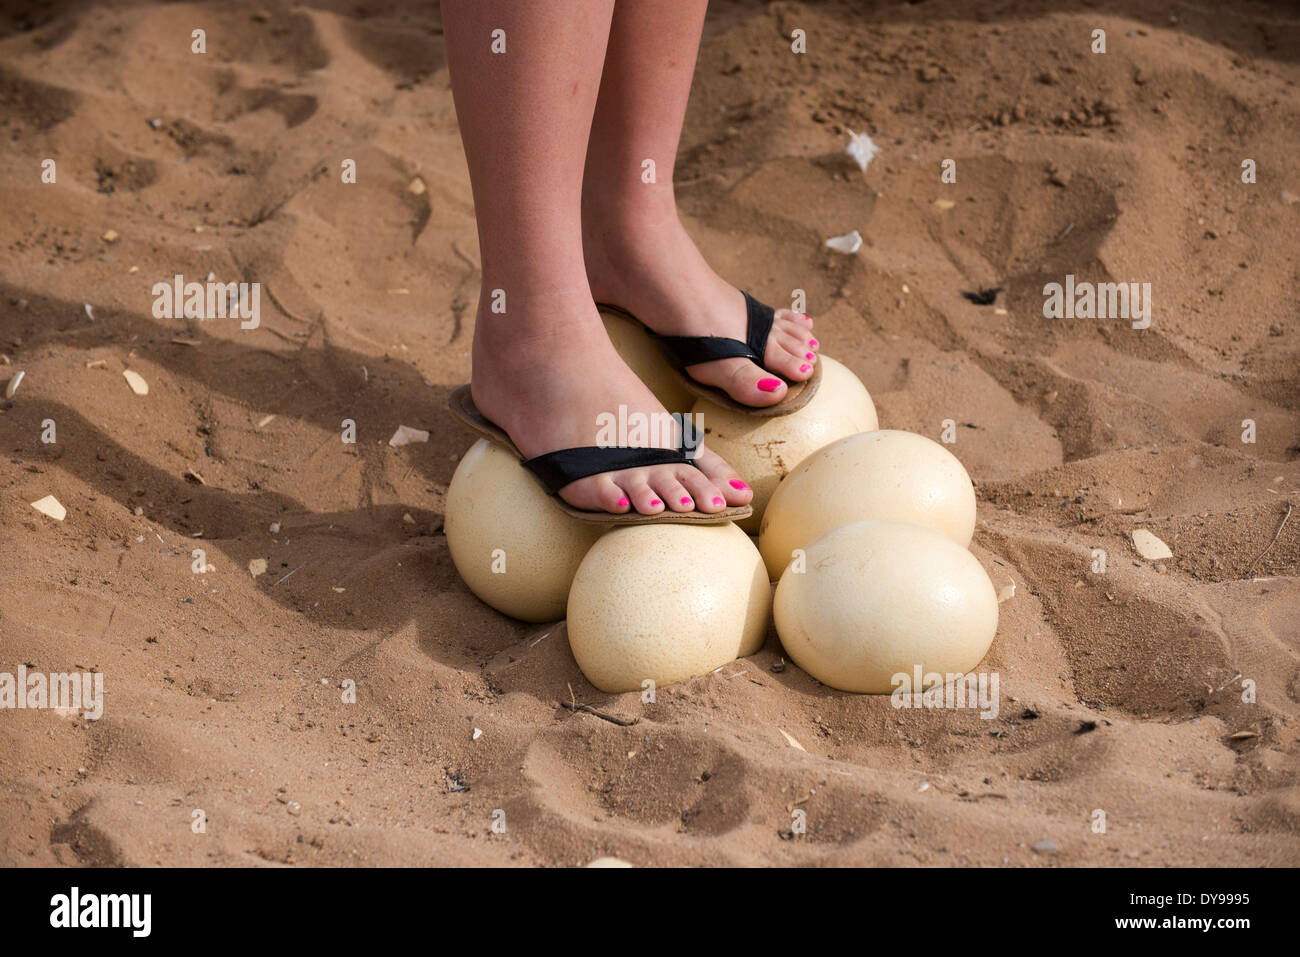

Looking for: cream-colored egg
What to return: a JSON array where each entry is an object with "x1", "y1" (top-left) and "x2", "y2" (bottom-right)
[
  {"x1": 773, "y1": 519, "x2": 998, "y2": 693},
  {"x1": 445, "y1": 439, "x2": 606, "y2": 622},
  {"x1": 691, "y1": 355, "x2": 877, "y2": 533},
  {"x1": 759, "y1": 429, "x2": 976, "y2": 579},
  {"x1": 566, "y1": 523, "x2": 770, "y2": 692},
  {"x1": 601, "y1": 309, "x2": 695, "y2": 414}
]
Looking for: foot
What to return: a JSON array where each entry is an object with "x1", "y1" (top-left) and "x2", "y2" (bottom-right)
[
  {"x1": 469, "y1": 288, "x2": 754, "y2": 516},
  {"x1": 582, "y1": 203, "x2": 819, "y2": 408}
]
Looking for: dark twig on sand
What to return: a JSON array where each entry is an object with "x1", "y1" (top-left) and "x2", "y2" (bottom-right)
[
  {"x1": 560, "y1": 701, "x2": 640, "y2": 727},
  {"x1": 1243, "y1": 502, "x2": 1292, "y2": 579}
]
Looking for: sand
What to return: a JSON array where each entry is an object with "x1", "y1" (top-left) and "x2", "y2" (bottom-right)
[{"x1": 1, "y1": 0, "x2": 1298, "y2": 867}]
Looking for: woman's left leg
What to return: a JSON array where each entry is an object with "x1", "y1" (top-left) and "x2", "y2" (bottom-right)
[{"x1": 581, "y1": 0, "x2": 820, "y2": 410}]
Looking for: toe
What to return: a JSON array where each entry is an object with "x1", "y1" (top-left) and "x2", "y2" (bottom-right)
[
  {"x1": 556, "y1": 474, "x2": 629, "y2": 514},
  {"x1": 777, "y1": 325, "x2": 817, "y2": 362},
  {"x1": 678, "y1": 467, "x2": 727, "y2": 513},
  {"x1": 694, "y1": 446, "x2": 753, "y2": 506},
  {"x1": 650, "y1": 471, "x2": 696, "y2": 512},
  {"x1": 765, "y1": 329, "x2": 815, "y2": 381},
  {"x1": 775, "y1": 312, "x2": 819, "y2": 354},
  {"x1": 621, "y1": 476, "x2": 664, "y2": 515},
  {"x1": 596, "y1": 475, "x2": 633, "y2": 513},
  {"x1": 687, "y1": 356, "x2": 788, "y2": 407},
  {"x1": 777, "y1": 307, "x2": 814, "y2": 329}
]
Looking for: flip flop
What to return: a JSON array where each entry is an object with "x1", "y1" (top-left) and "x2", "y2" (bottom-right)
[
  {"x1": 596, "y1": 291, "x2": 822, "y2": 417},
  {"x1": 447, "y1": 386, "x2": 752, "y2": 526}
]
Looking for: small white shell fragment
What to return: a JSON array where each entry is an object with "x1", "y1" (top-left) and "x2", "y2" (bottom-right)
[
  {"x1": 471, "y1": 727, "x2": 483, "y2": 741},
  {"x1": 102, "y1": 229, "x2": 119, "y2": 243},
  {"x1": 934, "y1": 198, "x2": 956, "y2": 210},
  {"x1": 844, "y1": 129, "x2": 881, "y2": 171},
  {"x1": 269, "y1": 522, "x2": 281, "y2": 533},
  {"x1": 778, "y1": 729, "x2": 806, "y2": 752},
  {"x1": 122, "y1": 369, "x2": 149, "y2": 395},
  {"x1": 997, "y1": 581, "x2": 1016, "y2": 603},
  {"x1": 256, "y1": 414, "x2": 276, "y2": 429},
  {"x1": 84, "y1": 304, "x2": 95, "y2": 319},
  {"x1": 248, "y1": 557, "x2": 268, "y2": 577},
  {"x1": 5, "y1": 370, "x2": 24, "y2": 398},
  {"x1": 825, "y1": 229, "x2": 863, "y2": 254},
  {"x1": 407, "y1": 176, "x2": 427, "y2": 195},
  {"x1": 389, "y1": 425, "x2": 430, "y2": 447},
  {"x1": 402, "y1": 512, "x2": 416, "y2": 524},
  {"x1": 1132, "y1": 529, "x2": 1172, "y2": 560},
  {"x1": 586, "y1": 857, "x2": 633, "y2": 868},
  {"x1": 31, "y1": 494, "x2": 66, "y2": 521}
]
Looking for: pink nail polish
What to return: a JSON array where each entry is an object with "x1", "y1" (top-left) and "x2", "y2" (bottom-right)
[
  {"x1": 712, "y1": 496, "x2": 725, "y2": 506},
  {"x1": 650, "y1": 499, "x2": 662, "y2": 507},
  {"x1": 617, "y1": 497, "x2": 629, "y2": 507},
  {"x1": 757, "y1": 378, "x2": 782, "y2": 392},
  {"x1": 800, "y1": 363, "x2": 810, "y2": 372},
  {"x1": 809, "y1": 338, "x2": 818, "y2": 348},
  {"x1": 729, "y1": 479, "x2": 748, "y2": 489},
  {"x1": 805, "y1": 352, "x2": 815, "y2": 360},
  {"x1": 680, "y1": 496, "x2": 693, "y2": 506}
]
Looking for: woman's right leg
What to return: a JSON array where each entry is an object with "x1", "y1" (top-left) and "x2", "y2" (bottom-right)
[{"x1": 442, "y1": 0, "x2": 751, "y2": 515}]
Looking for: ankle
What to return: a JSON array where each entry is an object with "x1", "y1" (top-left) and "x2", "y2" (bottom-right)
[
  {"x1": 583, "y1": 181, "x2": 679, "y2": 239},
  {"x1": 473, "y1": 277, "x2": 596, "y2": 327},
  {"x1": 472, "y1": 287, "x2": 602, "y2": 369}
]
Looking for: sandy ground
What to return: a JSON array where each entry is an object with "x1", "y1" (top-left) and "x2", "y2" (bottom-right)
[{"x1": 1, "y1": 0, "x2": 1298, "y2": 867}]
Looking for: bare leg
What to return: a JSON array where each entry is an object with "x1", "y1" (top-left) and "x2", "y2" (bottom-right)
[
  {"x1": 443, "y1": 1, "x2": 751, "y2": 515},
  {"x1": 582, "y1": 0, "x2": 819, "y2": 408}
]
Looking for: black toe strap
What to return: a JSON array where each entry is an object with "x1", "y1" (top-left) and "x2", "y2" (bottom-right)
[
  {"x1": 651, "y1": 291, "x2": 777, "y2": 371},
  {"x1": 523, "y1": 446, "x2": 701, "y2": 494}
]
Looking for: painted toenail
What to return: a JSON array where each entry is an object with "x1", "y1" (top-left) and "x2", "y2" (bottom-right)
[
  {"x1": 617, "y1": 497, "x2": 629, "y2": 507},
  {"x1": 712, "y1": 496, "x2": 725, "y2": 506},
  {"x1": 680, "y1": 497, "x2": 693, "y2": 506},
  {"x1": 809, "y1": 338, "x2": 818, "y2": 347},
  {"x1": 800, "y1": 363, "x2": 810, "y2": 372},
  {"x1": 757, "y1": 378, "x2": 782, "y2": 392},
  {"x1": 805, "y1": 352, "x2": 815, "y2": 360},
  {"x1": 729, "y1": 479, "x2": 748, "y2": 489},
  {"x1": 650, "y1": 499, "x2": 662, "y2": 507}
]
